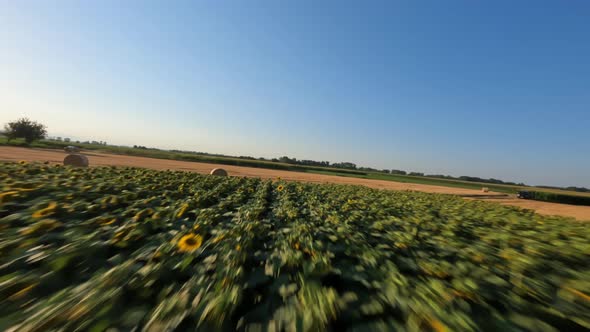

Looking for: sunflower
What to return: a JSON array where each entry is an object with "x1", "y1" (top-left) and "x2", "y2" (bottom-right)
[
  {"x1": 32, "y1": 201, "x2": 58, "y2": 218},
  {"x1": 177, "y1": 233, "x2": 203, "y2": 252},
  {"x1": 19, "y1": 160, "x2": 27, "y2": 165},
  {"x1": 395, "y1": 242, "x2": 408, "y2": 249},
  {"x1": 565, "y1": 287, "x2": 590, "y2": 302},
  {"x1": 212, "y1": 234, "x2": 225, "y2": 244},
  {"x1": 100, "y1": 195, "x2": 119, "y2": 207},
  {"x1": 176, "y1": 203, "x2": 190, "y2": 218},
  {"x1": 132, "y1": 208, "x2": 154, "y2": 222},
  {"x1": 0, "y1": 191, "x2": 19, "y2": 204},
  {"x1": 19, "y1": 185, "x2": 39, "y2": 192},
  {"x1": 8, "y1": 283, "x2": 38, "y2": 301},
  {"x1": 152, "y1": 251, "x2": 163, "y2": 260},
  {"x1": 98, "y1": 217, "x2": 117, "y2": 226},
  {"x1": 277, "y1": 185, "x2": 284, "y2": 192},
  {"x1": 20, "y1": 219, "x2": 63, "y2": 235},
  {"x1": 428, "y1": 318, "x2": 449, "y2": 332},
  {"x1": 303, "y1": 248, "x2": 316, "y2": 258}
]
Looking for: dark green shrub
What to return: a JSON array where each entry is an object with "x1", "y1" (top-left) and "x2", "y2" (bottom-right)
[{"x1": 527, "y1": 191, "x2": 590, "y2": 206}]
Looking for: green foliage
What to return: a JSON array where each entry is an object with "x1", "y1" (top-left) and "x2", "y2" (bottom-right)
[
  {"x1": 1, "y1": 162, "x2": 589, "y2": 331},
  {"x1": 526, "y1": 191, "x2": 590, "y2": 206},
  {"x1": 3, "y1": 118, "x2": 47, "y2": 144}
]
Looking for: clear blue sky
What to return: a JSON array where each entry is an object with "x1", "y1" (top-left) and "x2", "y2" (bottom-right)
[{"x1": 1, "y1": 1, "x2": 589, "y2": 187}]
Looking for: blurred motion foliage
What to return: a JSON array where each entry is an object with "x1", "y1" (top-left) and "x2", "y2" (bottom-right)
[{"x1": 1, "y1": 162, "x2": 589, "y2": 331}]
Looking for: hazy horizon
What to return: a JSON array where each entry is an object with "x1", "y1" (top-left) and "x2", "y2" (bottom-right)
[{"x1": 2, "y1": 1, "x2": 589, "y2": 187}]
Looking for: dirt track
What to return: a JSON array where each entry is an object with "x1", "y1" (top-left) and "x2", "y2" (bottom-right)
[{"x1": 2, "y1": 146, "x2": 589, "y2": 221}]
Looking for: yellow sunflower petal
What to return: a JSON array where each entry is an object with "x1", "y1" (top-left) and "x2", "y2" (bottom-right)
[{"x1": 178, "y1": 234, "x2": 203, "y2": 252}]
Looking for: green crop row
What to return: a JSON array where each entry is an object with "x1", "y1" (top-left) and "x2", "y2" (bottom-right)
[
  {"x1": 1, "y1": 162, "x2": 589, "y2": 331},
  {"x1": 524, "y1": 191, "x2": 590, "y2": 206}
]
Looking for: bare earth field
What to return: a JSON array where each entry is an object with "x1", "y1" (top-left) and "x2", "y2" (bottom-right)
[{"x1": 2, "y1": 146, "x2": 589, "y2": 221}]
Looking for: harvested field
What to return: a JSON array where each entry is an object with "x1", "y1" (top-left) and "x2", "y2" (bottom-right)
[{"x1": 1, "y1": 146, "x2": 588, "y2": 220}]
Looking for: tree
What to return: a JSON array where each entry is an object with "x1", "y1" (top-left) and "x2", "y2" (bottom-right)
[
  {"x1": 391, "y1": 169, "x2": 407, "y2": 175},
  {"x1": 4, "y1": 118, "x2": 47, "y2": 144},
  {"x1": 332, "y1": 162, "x2": 357, "y2": 170},
  {"x1": 279, "y1": 156, "x2": 297, "y2": 164}
]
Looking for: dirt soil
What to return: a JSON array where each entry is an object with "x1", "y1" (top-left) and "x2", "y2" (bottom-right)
[{"x1": 2, "y1": 146, "x2": 589, "y2": 221}]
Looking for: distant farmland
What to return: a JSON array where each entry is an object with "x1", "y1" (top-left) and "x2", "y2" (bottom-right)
[{"x1": 2, "y1": 137, "x2": 589, "y2": 201}]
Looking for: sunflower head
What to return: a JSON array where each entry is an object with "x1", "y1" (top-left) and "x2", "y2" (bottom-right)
[
  {"x1": 32, "y1": 201, "x2": 58, "y2": 218},
  {"x1": 0, "y1": 191, "x2": 19, "y2": 204},
  {"x1": 178, "y1": 233, "x2": 203, "y2": 252},
  {"x1": 132, "y1": 208, "x2": 154, "y2": 222},
  {"x1": 428, "y1": 318, "x2": 449, "y2": 332},
  {"x1": 8, "y1": 283, "x2": 38, "y2": 301},
  {"x1": 20, "y1": 219, "x2": 63, "y2": 235},
  {"x1": 211, "y1": 233, "x2": 226, "y2": 244},
  {"x1": 19, "y1": 160, "x2": 27, "y2": 165},
  {"x1": 97, "y1": 217, "x2": 117, "y2": 226},
  {"x1": 176, "y1": 203, "x2": 190, "y2": 219},
  {"x1": 277, "y1": 185, "x2": 284, "y2": 192}
]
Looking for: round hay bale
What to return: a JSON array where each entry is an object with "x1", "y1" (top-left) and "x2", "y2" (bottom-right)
[
  {"x1": 64, "y1": 154, "x2": 89, "y2": 167},
  {"x1": 210, "y1": 168, "x2": 228, "y2": 176},
  {"x1": 482, "y1": 187, "x2": 489, "y2": 193}
]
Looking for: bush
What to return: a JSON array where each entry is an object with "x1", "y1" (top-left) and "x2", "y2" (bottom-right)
[
  {"x1": 526, "y1": 191, "x2": 590, "y2": 206},
  {"x1": 3, "y1": 118, "x2": 47, "y2": 144}
]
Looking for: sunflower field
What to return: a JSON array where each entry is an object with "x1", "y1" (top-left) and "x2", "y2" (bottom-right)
[{"x1": 1, "y1": 162, "x2": 589, "y2": 331}]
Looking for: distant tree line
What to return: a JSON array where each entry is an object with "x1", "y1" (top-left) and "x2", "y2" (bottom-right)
[
  {"x1": 332, "y1": 162, "x2": 357, "y2": 169},
  {"x1": 390, "y1": 169, "x2": 407, "y2": 175},
  {"x1": 5, "y1": 117, "x2": 586, "y2": 192},
  {"x1": 454, "y1": 176, "x2": 525, "y2": 186},
  {"x1": 417, "y1": 174, "x2": 525, "y2": 186},
  {"x1": 274, "y1": 156, "x2": 332, "y2": 167},
  {"x1": 47, "y1": 137, "x2": 108, "y2": 146},
  {"x1": 537, "y1": 185, "x2": 590, "y2": 193},
  {"x1": 140, "y1": 149, "x2": 590, "y2": 192}
]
